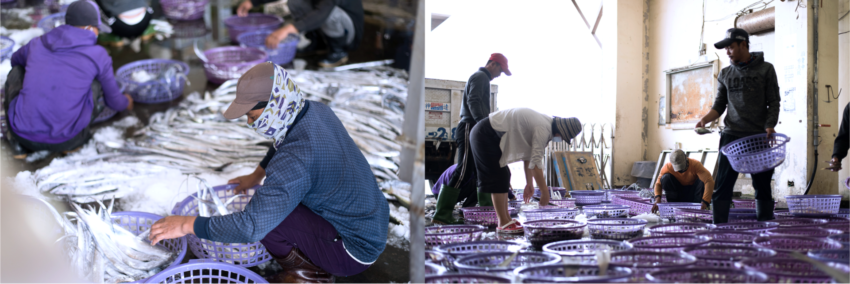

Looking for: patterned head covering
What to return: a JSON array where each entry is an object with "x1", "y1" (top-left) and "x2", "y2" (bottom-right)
[
  {"x1": 552, "y1": 117, "x2": 582, "y2": 143},
  {"x1": 248, "y1": 63, "x2": 306, "y2": 149}
]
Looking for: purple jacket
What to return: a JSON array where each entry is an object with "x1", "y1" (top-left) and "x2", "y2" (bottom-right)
[{"x1": 8, "y1": 25, "x2": 127, "y2": 144}]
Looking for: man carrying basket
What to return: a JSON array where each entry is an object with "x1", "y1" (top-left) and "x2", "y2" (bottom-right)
[{"x1": 695, "y1": 28, "x2": 781, "y2": 223}]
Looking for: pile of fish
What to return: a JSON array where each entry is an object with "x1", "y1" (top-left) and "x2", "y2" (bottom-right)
[
  {"x1": 36, "y1": 198, "x2": 175, "y2": 283},
  {"x1": 191, "y1": 177, "x2": 247, "y2": 217}
]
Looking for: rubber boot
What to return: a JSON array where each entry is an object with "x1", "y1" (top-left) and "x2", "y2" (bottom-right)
[
  {"x1": 477, "y1": 189, "x2": 493, "y2": 207},
  {"x1": 269, "y1": 247, "x2": 334, "y2": 283},
  {"x1": 432, "y1": 185, "x2": 461, "y2": 225},
  {"x1": 711, "y1": 200, "x2": 732, "y2": 224},
  {"x1": 756, "y1": 199, "x2": 775, "y2": 221},
  {"x1": 318, "y1": 35, "x2": 348, "y2": 68}
]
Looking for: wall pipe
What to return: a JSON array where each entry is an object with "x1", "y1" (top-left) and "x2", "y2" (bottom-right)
[
  {"x1": 735, "y1": 7, "x2": 776, "y2": 35},
  {"x1": 806, "y1": 0, "x2": 819, "y2": 195}
]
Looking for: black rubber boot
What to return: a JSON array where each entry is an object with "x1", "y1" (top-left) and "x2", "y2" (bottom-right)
[
  {"x1": 756, "y1": 199, "x2": 775, "y2": 221},
  {"x1": 477, "y1": 189, "x2": 493, "y2": 207},
  {"x1": 711, "y1": 200, "x2": 731, "y2": 224},
  {"x1": 432, "y1": 185, "x2": 461, "y2": 225},
  {"x1": 318, "y1": 35, "x2": 348, "y2": 68}
]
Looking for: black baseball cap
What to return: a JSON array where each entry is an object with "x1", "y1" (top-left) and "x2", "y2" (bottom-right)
[
  {"x1": 64, "y1": 0, "x2": 112, "y2": 34},
  {"x1": 714, "y1": 28, "x2": 749, "y2": 49}
]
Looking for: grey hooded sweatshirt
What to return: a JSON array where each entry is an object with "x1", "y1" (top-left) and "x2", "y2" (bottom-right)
[{"x1": 711, "y1": 51, "x2": 781, "y2": 137}]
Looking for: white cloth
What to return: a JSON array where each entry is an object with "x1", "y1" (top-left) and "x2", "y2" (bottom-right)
[{"x1": 488, "y1": 108, "x2": 553, "y2": 170}]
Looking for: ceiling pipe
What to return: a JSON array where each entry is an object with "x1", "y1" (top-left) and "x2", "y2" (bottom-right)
[{"x1": 735, "y1": 6, "x2": 775, "y2": 35}]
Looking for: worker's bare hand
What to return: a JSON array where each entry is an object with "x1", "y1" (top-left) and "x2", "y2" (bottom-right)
[
  {"x1": 765, "y1": 127, "x2": 776, "y2": 138},
  {"x1": 237, "y1": 0, "x2": 253, "y2": 17},
  {"x1": 695, "y1": 120, "x2": 706, "y2": 129},
  {"x1": 523, "y1": 184, "x2": 533, "y2": 203},
  {"x1": 150, "y1": 216, "x2": 195, "y2": 246},
  {"x1": 228, "y1": 171, "x2": 263, "y2": 194},
  {"x1": 700, "y1": 202, "x2": 709, "y2": 210},
  {"x1": 265, "y1": 25, "x2": 298, "y2": 49},
  {"x1": 123, "y1": 93, "x2": 134, "y2": 111},
  {"x1": 651, "y1": 204, "x2": 659, "y2": 214},
  {"x1": 825, "y1": 157, "x2": 843, "y2": 172}
]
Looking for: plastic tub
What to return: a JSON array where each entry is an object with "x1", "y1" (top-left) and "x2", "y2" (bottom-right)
[
  {"x1": 582, "y1": 204, "x2": 629, "y2": 219},
  {"x1": 424, "y1": 274, "x2": 511, "y2": 283},
  {"x1": 683, "y1": 245, "x2": 776, "y2": 268},
  {"x1": 37, "y1": 12, "x2": 65, "y2": 33},
  {"x1": 425, "y1": 225, "x2": 485, "y2": 249},
  {"x1": 737, "y1": 257, "x2": 850, "y2": 283},
  {"x1": 453, "y1": 251, "x2": 561, "y2": 277},
  {"x1": 808, "y1": 249, "x2": 849, "y2": 264},
  {"x1": 224, "y1": 14, "x2": 282, "y2": 43},
  {"x1": 238, "y1": 31, "x2": 299, "y2": 65},
  {"x1": 143, "y1": 261, "x2": 268, "y2": 283},
  {"x1": 460, "y1": 206, "x2": 517, "y2": 227},
  {"x1": 753, "y1": 236, "x2": 844, "y2": 257},
  {"x1": 656, "y1": 202, "x2": 701, "y2": 221},
  {"x1": 160, "y1": 0, "x2": 208, "y2": 21},
  {"x1": 116, "y1": 59, "x2": 190, "y2": 104},
  {"x1": 786, "y1": 194, "x2": 842, "y2": 216},
  {"x1": 673, "y1": 208, "x2": 713, "y2": 223},
  {"x1": 646, "y1": 267, "x2": 769, "y2": 283},
  {"x1": 523, "y1": 219, "x2": 586, "y2": 250},
  {"x1": 542, "y1": 240, "x2": 633, "y2": 263},
  {"x1": 202, "y1": 46, "x2": 268, "y2": 84},
  {"x1": 771, "y1": 217, "x2": 829, "y2": 228},
  {"x1": 171, "y1": 184, "x2": 271, "y2": 267},
  {"x1": 626, "y1": 235, "x2": 711, "y2": 253},
  {"x1": 715, "y1": 221, "x2": 779, "y2": 234},
  {"x1": 720, "y1": 133, "x2": 789, "y2": 173},
  {"x1": 609, "y1": 251, "x2": 697, "y2": 283},
  {"x1": 649, "y1": 223, "x2": 716, "y2": 237},
  {"x1": 695, "y1": 230, "x2": 759, "y2": 246},
  {"x1": 569, "y1": 191, "x2": 605, "y2": 206},
  {"x1": 524, "y1": 208, "x2": 578, "y2": 221},
  {"x1": 586, "y1": 218, "x2": 647, "y2": 241},
  {"x1": 514, "y1": 264, "x2": 633, "y2": 283}
]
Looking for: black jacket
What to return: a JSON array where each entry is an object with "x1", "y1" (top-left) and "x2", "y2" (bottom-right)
[
  {"x1": 458, "y1": 68, "x2": 493, "y2": 124},
  {"x1": 834, "y1": 102, "x2": 850, "y2": 160},
  {"x1": 251, "y1": 0, "x2": 364, "y2": 51},
  {"x1": 711, "y1": 52, "x2": 781, "y2": 136}
]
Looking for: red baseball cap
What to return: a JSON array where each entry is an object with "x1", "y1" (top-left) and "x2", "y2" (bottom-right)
[{"x1": 489, "y1": 53, "x2": 511, "y2": 76}]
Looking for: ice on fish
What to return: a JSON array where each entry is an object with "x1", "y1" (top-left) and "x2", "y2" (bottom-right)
[{"x1": 131, "y1": 70, "x2": 155, "y2": 83}]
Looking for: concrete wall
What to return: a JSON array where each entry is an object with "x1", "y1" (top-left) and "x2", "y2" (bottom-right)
[
  {"x1": 640, "y1": 0, "x2": 842, "y2": 202},
  {"x1": 838, "y1": 0, "x2": 850, "y2": 199}
]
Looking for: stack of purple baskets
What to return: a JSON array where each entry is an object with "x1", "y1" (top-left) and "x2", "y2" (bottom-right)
[
  {"x1": 609, "y1": 251, "x2": 697, "y2": 282},
  {"x1": 224, "y1": 14, "x2": 283, "y2": 43},
  {"x1": 203, "y1": 46, "x2": 268, "y2": 84},
  {"x1": 238, "y1": 31, "x2": 299, "y2": 65},
  {"x1": 116, "y1": 59, "x2": 190, "y2": 103},
  {"x1": 37, "y1": 12, "x2": 65, "y2": 33},
  {"x1": 425, "y1": 225, "x2": 486, "y2": 249},
  {"x1": 160, "y1": 0, "x2": 208, "y2": 21},
  {"x1": 172, "y1": 184, "x2": 273, "y2": 267},
  {"x1": 0, "y1": 36, "x2": 13, "y2": 61},
  {"x1": 569, "y1": 190, "x2": 604, "y2": 206},
  {"x1": 586, "y1": 218, "x2": 647, "y2": 240}
]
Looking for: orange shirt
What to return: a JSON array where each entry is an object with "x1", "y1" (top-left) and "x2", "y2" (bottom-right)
[{"x1": 654, "y1": 158, "x2": 715, "y2": 203}]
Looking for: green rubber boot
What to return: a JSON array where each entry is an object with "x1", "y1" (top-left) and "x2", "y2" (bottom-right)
[
  {"x1": 477, "y1": 189, "x2": 493, "y2": 207},
  {"x1": 432, "y1": 185, "x2": 461, "y2": 224}
]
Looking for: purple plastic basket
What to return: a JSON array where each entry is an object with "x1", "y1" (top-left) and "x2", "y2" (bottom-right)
[
  {"x1": 614, "y1": 196, "x2": 654, "y2": 216},
  {"x1": 460, "y1": 206, "x2": 517, "y2": 227},
  {"x1": 523, "y1": 208, "x2": 578, "y2": 221},
  {"x1": 582, "y1": 204, "x2": 629, "y2": 219},
  {"x1": 586, "y1": 218, "x2": 647, "y2": 240},
  {"x1": 534, "y1": 187, "x2": 567, "y2": 199},
  {"x1": 203, "y1": 47, "x2": 268, "y2": 84},
  {"x1": 828, "y1": 233, "x2": 850, "y2": 247},
  {"x1": 737, "y1": 257, "x2": 850, "y2": 283},
  {"x1": 425, "y1": 225, "x2": 486, "y2": 249},
  {"x1": 514, "y1": 264, "x2": 633, "y2": 283},
  {"x1": 172, "y1": 19, "x2": 208, "y2": 38},
  {"x1": 728, "y1": 208, "x2": 758, "y2": 222},
  {"x1": 683, "y1": 245, "x2": 776, "y2": 268},
  {"x1": 143, "y1": 261, "x2": 268, "y2": 283},
  {"x1": 609, "y1": 251, "x2": 697, "y2": 283},
  {"x1": 425, "y1": 274, "x2": 511, "y2": 283},
  {"x1": 93, "y1": 98, "x2": 117, "y2": 123},
  {"x1": 646, "y1": 267, "x2": 769, "y2": 283},
  {"x1": 753, "y1": 236, "x2": 844, "y2": 257},
  {"x1": 569, "y1": 190, "x2": 605, "y2": 206},
  {"x1": 771, "y1": 217, "x2": 829, "y2": 228},
  {"x1": 160, "y1": 0, "x2": 208, "y2": 21},
  {"x1": 774, "y1": 211, "x2": 796, "y2": 219},
  {"x1": 649, "y1": 222, "x2": 716, "y2": 237},
  {"x1": 823, "y1": 222, "x2": 850, "y2": 233},
  {"x1": 224, "y1": 14, "x2": 282, "y2": 43},
  {"x1": 453, "y1": 251, "x2": 561, "y2": 276},
  {"x1": 604, "y1": 189, "x2": 640, "y2": 202},
  {"x1": 715, "y1": 221, "x2": 779, "y2": 234},
  {"x1": 673, "y1": 208, "x2": 713, "y2": 223},
  {"x1": 786, "y1": 194, "x2": 842, "y2": 216},
  {"x1": 523, "y1": 219, "x2": 586, "y2": 250},
  {"x1": 838, "y1": 208, "x2": 850, "y2": 218},
  {"x1": 732, "y1": 199, "x2": 777, "y2": 209},
  {"x1": 545, "y1": 198, "x2": 577, "y2": 208},
  {"x1": 425, "y1": 250, "x2": 446, "y2": 264},
  {"x1": 508, "y1": 200, "x2": 523, "y2": 210},
  {"x1": 542, "y1": 240, "x2": 633, "y2": 263},
  {"x1": 424, "y1": 262, "x2": 446, "y2": 275},
  {"x1": 656, "y1": 202, "x2": 701, "y2": 221},
  {"x1": 767, "y1": 227, "x2": 844, "y2": 238},
  {"x1": 720, "y1": 133, "x2": 789, "y2": 174},
  {"x1": 37, "y1": 12, "x2": 65, "y2": 33},
  {"x1": 111, "y1": 211, "x2": 187, "y2": 280},
  {"x1": 0, "y1": 36, "x2": 13, "y2": 61},
  {"x1": 808, "y1": 249, "x2": 849, "y2": 264},
  {"x1": 695, "y1": 230, "x2": 759, "y2": 246},
  {"x1": 171, "y1": 184, "x2": 272, "y2": 267},
  {"x1": 626, "y1": 235, "x2": 711, "y2": 253},
  {"x1": 238, "y1": 31, "x2": 299, "y2": 65},
  {"x1": 116, "y1": 59, "x2": 190, "y2": 103},
  {"x1": 435, "y1": 240, "x2": 524, "y2": 265}
]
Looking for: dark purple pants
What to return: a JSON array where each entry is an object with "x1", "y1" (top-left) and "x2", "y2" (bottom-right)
[{"x1": 260, "y1": 204, "x2": 371, "y2": 277}]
